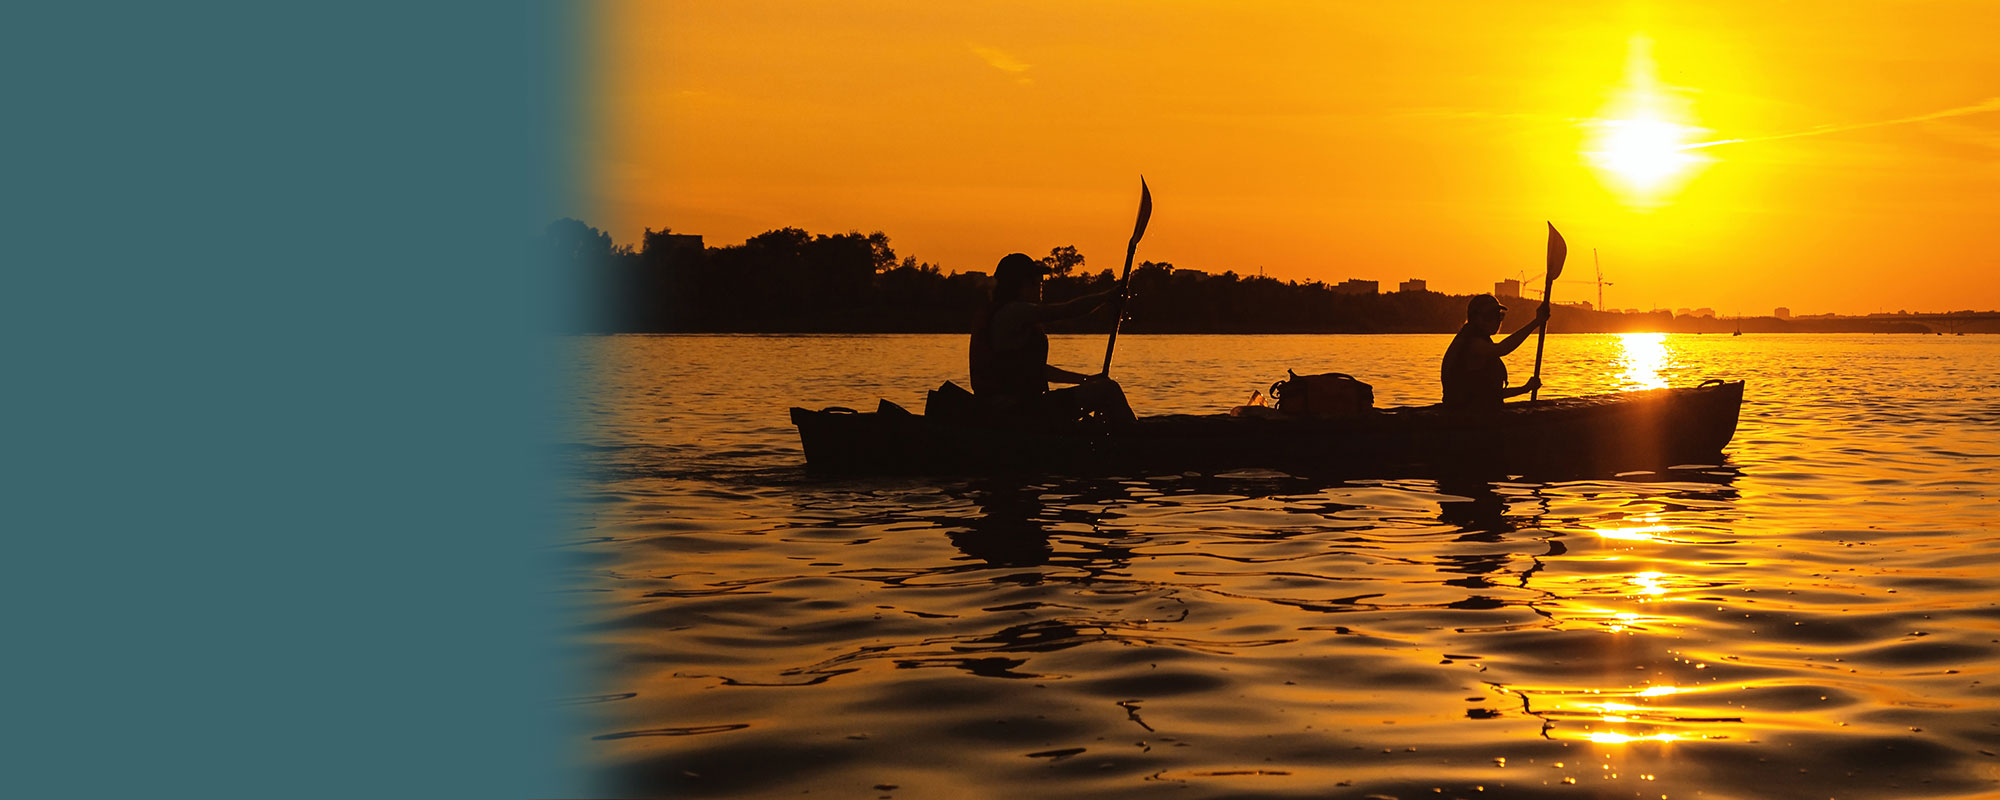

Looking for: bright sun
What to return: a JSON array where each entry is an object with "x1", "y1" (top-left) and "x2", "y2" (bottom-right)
[{"x1": 1590, "y1": 118, "x2": 1700, "y2": 190}]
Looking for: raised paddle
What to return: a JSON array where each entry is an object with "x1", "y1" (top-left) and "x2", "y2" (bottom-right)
[
  {"x1": 1100, "y1": 177, "x2": 1153, "y2": 376},
  {"x1": 1530, "y1": 222, "x2": 1567, "y2": 401}
]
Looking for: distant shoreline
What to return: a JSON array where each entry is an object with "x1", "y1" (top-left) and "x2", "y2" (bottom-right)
[
  {"x1": 609, "y1": 328, "x2": 1996, "y2": 336},
  {"x1": 549, "y1": 219, "x2": 1998, "y2": 336},
  {"x1": 585, "y1": 305, "x2": 1988, "y2": 335}
]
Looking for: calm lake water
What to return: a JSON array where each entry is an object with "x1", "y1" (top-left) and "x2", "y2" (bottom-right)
[{"x1": 570, "y1": 333, "x2": 1999, "y2": 799}]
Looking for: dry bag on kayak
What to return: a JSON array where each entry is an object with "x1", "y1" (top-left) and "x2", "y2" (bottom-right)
[
  {"x1": 1269, "y1": 370, "x2": 1374, "y2": 417},
  {"x1": 925, "y1": 380, "x2": 978, "y2": 421}
]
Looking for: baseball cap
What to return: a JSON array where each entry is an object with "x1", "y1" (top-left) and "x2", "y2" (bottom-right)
[{"x1": 994, "y1": 253, "x2": 1050, "y2": 282}]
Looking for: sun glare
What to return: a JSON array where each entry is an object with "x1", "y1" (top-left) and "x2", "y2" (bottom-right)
[
  {"x1": 1590, "y1": 118, "x2": 1702, "y2": 191},
  {"x1": 1585, "y1": 36, "x2": 1712, "y2": 199}
]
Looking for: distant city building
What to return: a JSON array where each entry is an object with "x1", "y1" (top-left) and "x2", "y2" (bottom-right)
[
  {"x1": 1397, "y1": 278, "x2": 1427, "y2": 293},
  {"x1": 1494, "y1": 279, "x2": 1521, "y2": 298},
  {"x1": 641, "y1": 231, "x2": 705, "y2": 264},
  {"x1": 1774, "y1": 307, "x2": 1791, "y2": 320},
  {"x1": 1334, "y1": 278, "x2": 1378, "y2": 295}
]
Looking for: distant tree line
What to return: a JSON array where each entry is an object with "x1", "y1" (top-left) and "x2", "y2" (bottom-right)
[{"x1": 546, "y1": 219, "x2": 1939, "y2": 335}]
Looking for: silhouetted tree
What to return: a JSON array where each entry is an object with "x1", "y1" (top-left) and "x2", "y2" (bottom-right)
[
  {"x1": 546, "y1": 218, "x2": 615, "y2": 262},
  {"x1": 866, "y1": 231, "x2": 896, "y2": 273},
  {"x1": 545, "y1": 218, "x2": 631, "y2": 330},
  {"x1": 898, "y1": 255, "x2": 941, "y2": 275},
  {"x1": 1041, "y1": 245, "x2": 1085, "y2": 276}
]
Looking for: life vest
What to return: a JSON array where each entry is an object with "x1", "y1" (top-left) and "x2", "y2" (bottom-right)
[
  {"x1": 1441, "y1": 324, "x2": 1507, "y2": 408},
  {"x1": 969, "y1": 301, "x2": 1048, "y2": 400}
]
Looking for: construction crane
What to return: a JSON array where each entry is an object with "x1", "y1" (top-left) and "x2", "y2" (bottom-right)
[
  {"x1": 1592, "y1": 249, "x2": 1612, "y2": 312},
  {"x1": 1519, "y1": 249, "x2": 1613, "y2": 310},
  {"x1": 1513, "y1": 269, "x2": 1546, "y2": 301}
]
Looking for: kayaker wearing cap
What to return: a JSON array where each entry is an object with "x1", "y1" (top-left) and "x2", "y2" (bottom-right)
[
  {"x1": 970, "y1": 253, "x2": 1135, "y2": 424},
  {"x1": 1440, "y1": 293, "x2": 1550, "y2": 409}
]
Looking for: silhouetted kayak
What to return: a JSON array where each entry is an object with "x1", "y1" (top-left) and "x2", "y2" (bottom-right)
[{"x1": 790, "y1": 380, "x2": 1744, "y2": 477}]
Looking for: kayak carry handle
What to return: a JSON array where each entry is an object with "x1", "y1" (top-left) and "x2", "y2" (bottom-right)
[{"x1": 1698, "y1": 379, "x2": 1725, "y2": 388}]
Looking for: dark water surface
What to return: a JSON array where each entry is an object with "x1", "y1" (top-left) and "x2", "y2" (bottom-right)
[{"x1": 572, "y1": 334, "x2": 1999, "y2": 799}]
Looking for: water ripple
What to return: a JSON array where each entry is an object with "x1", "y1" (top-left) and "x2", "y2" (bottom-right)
[{"x1": 576, "y1": 334, "x2": 2000, "y2": 798}]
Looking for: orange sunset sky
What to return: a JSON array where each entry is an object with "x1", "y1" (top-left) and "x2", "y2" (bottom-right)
[{"x1": 587, "y1": 1, "x2": 1998, "y2": 316}]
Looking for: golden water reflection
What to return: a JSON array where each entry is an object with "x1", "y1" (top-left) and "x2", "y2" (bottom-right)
[
  {"x1": 1614, "y1": 332, "x2": 1672, "y2": 390},
  {"x1": 1594, "y1": 523, "x2": 1675, "y2": 543},
  {"x1": 1585, "y1": 731, "x2": 1684, "y2": 744},
  {"x1": 1507, "y1": 683, "x2": 1737, "y2": 745},
  {"x1": 598, "y1": 335, "x2": 2000, "y2": 798}
]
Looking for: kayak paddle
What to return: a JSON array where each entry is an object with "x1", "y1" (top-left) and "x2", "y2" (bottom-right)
[
  {"x1": 1100, "y1": 177, "x2": 1152, "y2": 376},
  {"x1": 1530, "y1": 222, "x2": 1567, "y2": 401}
]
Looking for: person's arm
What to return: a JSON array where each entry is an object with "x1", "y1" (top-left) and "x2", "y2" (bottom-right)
[
  {"x1": 1045, "y1": 364, "x2": 1093, "y2": 385},
  {"x1": 1031, "y1": 287, "x2": 1123, "y2": 322},
  {"x1": 1500, "y1": 376, "x2": 1541, "y2": 399},
  {"x1": 1494, "y1": 303, "x2": 1551, "y2": 356}
]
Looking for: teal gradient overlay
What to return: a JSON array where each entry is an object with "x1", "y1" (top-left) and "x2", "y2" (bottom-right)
[{"x1": 7, "y1": 3, "x2": 587, "y2": 796}]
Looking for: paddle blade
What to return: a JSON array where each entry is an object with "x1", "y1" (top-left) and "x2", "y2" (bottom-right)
[
  {"x1": 1545, "y1": 222, "x2": 1567, "y2": 279},
  {"x1": 1130, "y1": 177, "x2": 1152, "y2": 246}
]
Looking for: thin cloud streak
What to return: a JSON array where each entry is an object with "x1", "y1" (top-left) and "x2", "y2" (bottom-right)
[
  {"x1": 968, "y1": 44, "x2": 1031, "y2": 74},
  {"x1": 1681, "y1": 97, "x2": 2000, "y2": 151},
  {"x1": 1392, "y1": 107, "x2": 1583, "y2": 125}
]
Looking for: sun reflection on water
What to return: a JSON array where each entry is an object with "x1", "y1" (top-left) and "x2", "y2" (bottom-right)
[
  {"x1": 1582, "y1": 608, "x2": 1662, "y2": 633},
  {"x1": 1630, "y1": 571, "x2": 1669, "y2": 596},
  {"x1": 1585, "y1": 731, "x2": 1683, "y2": 744},
  {"x1": 1503, "y1": 683, "x2": 1734, "y2": 745},
  {"x1": 1595, "y1": 523, "x2": 1675, "y2": 542},
  {"x1": 1615, "y1": 332, "x2": 1672, "y2": 390}
]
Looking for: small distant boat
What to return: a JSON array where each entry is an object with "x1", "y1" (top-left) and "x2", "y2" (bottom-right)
[{"x1": 791, "y1": 380, "x2": 1745, "y2": 477}]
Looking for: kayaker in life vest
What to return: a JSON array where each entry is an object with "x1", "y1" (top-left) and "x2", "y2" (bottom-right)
[
  {"x1": 970, "y1": 253, "x2": 1136, "y2": 425},
  {"x1": 1440, "y1": 294, "x2": 1549, "y2": 409}
]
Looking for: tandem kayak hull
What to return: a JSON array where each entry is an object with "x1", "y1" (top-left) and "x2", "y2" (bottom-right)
[{"x1": 790, "y1": 380, "x2": 1744, "y2": 477}]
